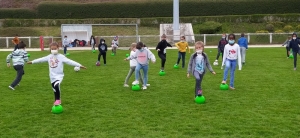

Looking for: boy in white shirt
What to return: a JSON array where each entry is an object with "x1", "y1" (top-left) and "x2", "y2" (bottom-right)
[
  {"x1": 221, "y1": 34, "x2": 242, "y2": 90},
  {"x1": 27, "y1": 42, "x2": 87, "y2": 105}
]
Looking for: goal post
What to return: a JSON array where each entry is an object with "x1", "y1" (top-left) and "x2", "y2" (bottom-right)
[{"x1": 60, "y1": 24, "x2": 139, "y2": 48}]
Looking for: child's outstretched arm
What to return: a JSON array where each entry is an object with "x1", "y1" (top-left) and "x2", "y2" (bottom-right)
[
  {"x1": 147, "y1": 49, "x2": 156, "y2": 63},
  {"x1": 187, "y1": 54, "x2": 194, "y2": 77},
  {"x1": 204, "y1": 53, "x2": 216, "y2": 74},
  {"x1": 237, "y1": 46, "x2": 242, "y2": 70},
  {"x1": 6, "y1": 52, "x2": 13, "y2": 67},
  {"x1": 62, "y1": 56, "x2": 86, "y2": 69},
  {"x1": 124, "y1": 52, "x2": 137, "y2": 61},
  {"x1": 28, "y1": 55, "x2": 49, "y2": 64},
  {"x1": 167, "y1": 42, "x2": 172, "y2": 47}
]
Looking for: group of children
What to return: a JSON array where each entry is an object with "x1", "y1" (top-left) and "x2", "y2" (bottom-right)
[{"x1": 8, "y1": 32, "x2": 300, "y2": 105}]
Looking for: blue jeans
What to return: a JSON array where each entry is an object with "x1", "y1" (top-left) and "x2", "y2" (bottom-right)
[
  {"x1": 223, "y1": 59, "x2": 237, "y2": 87},
  {"x1": 177, "y1": 52, "x2": 186, "y2": 68},
  {"x1": 135, "y1": 63, "x2": 149, "y2": 86}
]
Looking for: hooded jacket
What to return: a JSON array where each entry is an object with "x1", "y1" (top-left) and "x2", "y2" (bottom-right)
[
  {"x1": 98, "y1": 38, "x2": 107, "y2": 53},
  {"x1": 6, "y1": 49, "x2": 28, "y2": 66},
  {"x1": 289, "y1": 33, "x2": 300, "y2": 52}
]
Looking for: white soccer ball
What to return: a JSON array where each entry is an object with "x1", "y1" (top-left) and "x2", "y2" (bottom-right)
[
  {"x1": 74, "y1": 66, "x2": 80, "y2": 72},
  {"x1": 213, "y1": 61, "x2": 218, "y2": 66}
]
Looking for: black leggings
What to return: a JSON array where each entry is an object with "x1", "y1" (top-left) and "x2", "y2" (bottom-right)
[
  {"x1": 293, "y1": 50, "x2": 300, "y2": 68},
  {"x1": 158, "y1": 53, "x2": 166, "y2": 69},
  {"x1": 98, "y1": 52, "x2": 107, "y2": 64},
  {"x1": 216, "y1": 48, "x2": 224, "y2": 60},
  {"x1": 51, "y1": 80, "x2": 61, "y2": 100},
  {"x1": 286, "y1": 47, "x2": 290, "y2": 57}
]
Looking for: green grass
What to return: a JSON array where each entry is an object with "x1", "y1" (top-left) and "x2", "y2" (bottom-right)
[{"x1": 1, "y1": 48, "x2": 299, "y2": 137}]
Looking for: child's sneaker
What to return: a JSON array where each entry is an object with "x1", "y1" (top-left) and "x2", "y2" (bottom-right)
[
  {"x1": 294, "y1": 68, "x2": 296, "y2": 70},
  {"x1": 124, "y1": 84, "x2": 129, "y2": 87},
  {"x1": 146, "y1": 84, "x2": 150, "y2": 86},
  {"x1": 222, "y1": 80, "x2": 226, "y2": 84},
  {"x1": 8, "y1": 86, "x2": 15, "y2": 90},
  {"x1": 132, "y1": 80, "x2": 139, "y2": 85},
  {"x1": 54, "y1": 100, "x2": 61, "y2": 105},
  {"x1": 230, "y1": 87, "x2": 235, "y2": 90},
  {"x1": 142, "y1": 86, "x2": 147, "y2": 90}
]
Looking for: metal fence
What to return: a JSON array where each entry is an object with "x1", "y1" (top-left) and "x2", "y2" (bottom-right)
[{"x1": 0, "y1": 33, "x2": 292, "y2": 49}]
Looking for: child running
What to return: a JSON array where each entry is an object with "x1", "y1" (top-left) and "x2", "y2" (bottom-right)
[
  {"x1": 6, "y1": 41, "x2": 28, "y2": 90},
  {"x1": 289, "y1": 33, "x2": 300, "y2": 70},
  {"x1": 175, "y1": 36, "x2": 190, "y2": 68},
  {"x1": 187, "y1": 41, "x2": 216, "y2": 98},
  {"x1": 221, "y1": 34, "x2": 242, "y2": 90},
  {"x1": 27, "y1": 42, "x2": 86, "y2": 105},
  {"x1": 125, "y1": 42, "x2": 156, "y2": 90},
  {"x1": 156, "y1": 34, "x2": 172, "y2": 72},
  {"x1": 124, "y1": 43, "x2": 149, "y2": 87}
]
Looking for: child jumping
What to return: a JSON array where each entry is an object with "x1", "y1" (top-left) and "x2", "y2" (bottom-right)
[
  {"x1": 124, "y1": 43, "x2": 149, "y2": 87},
  {"x1": 282, "y1": 36, "x2": 292, "y2": 58},
  {"x1": 125, "y1": 42, "x2": 156, "y2": 90},
  {"x1": 221, "y1": 34, "x2": 242, "y2": 90},
  {"x1": 156, "y1": 34, "x2": 172, "y2": 71},
  {"x1": 187, "y1": 41, "x2": 216, "y2": 98},
  {"x1": 175, "y1": 36, "x2": 190, "y2": 68},
  {"x1": 97, "y1": 38, "x2": 107, "y2": 65},
  {"x1": 111, "y1": 36, "x2": 119, "y2": 55},
  {"x1": 6, "y1": 41, "x2": 28, "y2": 90},
  {"x1": 27, "y1": 42, "x2": 86, "y2": 105}
]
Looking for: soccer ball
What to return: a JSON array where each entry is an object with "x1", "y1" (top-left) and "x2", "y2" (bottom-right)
[
  {"x1": 74, "y1": 66, "x2": 80, "y2": 72},
  {"x1": 213, "y1": 61, "x2": 218, "y2": 66},
  {"x1": 96, "y1": 61, "x2": 100, "y2": 66}
]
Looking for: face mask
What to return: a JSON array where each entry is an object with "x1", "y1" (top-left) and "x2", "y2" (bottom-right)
[
  {"x1": 51, "y1": 50, "x2": 58, "y2": 55},
  {"x1": 293, "y1": 37, "x2": 296, "y2": 40},
  {"x1": 196, "y1": 50, "x2": 202, "y2": 54},
  {"x1": 138, "y1": 48, "x2": 143, "y2": 51},
  {"x1": 181, "y1": 40, "x2": 184, "y2": 42},
  {"x1": 229, "y1": 40, "x2": 235, "y2": 45},
  {"x1": 101, "y1": 42, "x2": 104, "y2": 44},
  {"x1": 222, "y1": 37, "x2": 225, "y2": 39}
]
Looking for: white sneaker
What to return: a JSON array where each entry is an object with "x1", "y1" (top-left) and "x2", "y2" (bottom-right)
[
  {"x1": 146, "y1": 84, "x2": 150, "y2": 86},
  {"x1": 132, "y1": 80, "x2": 139, "y2": 85},
  {"x1": 124, "y1": 84, "x2": 129, "y2": 87},
  {"x1": 142, "y1": 86, "x2": 147, "y2": 90},
  {"x1": 8, "y1": 86, "x2": 15, "y2": 90}
]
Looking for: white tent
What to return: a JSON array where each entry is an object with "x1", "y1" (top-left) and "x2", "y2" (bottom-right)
[{"x1": 61, "y1": 24, "x2": 92, "y2": 44}]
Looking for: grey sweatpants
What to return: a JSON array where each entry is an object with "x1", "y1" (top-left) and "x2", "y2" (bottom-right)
[
  {"x1": 193, "y1": 71, "x2": 204, "y2": 97},
  {"x1": 124, "y1": 66, "x2": 143, "y2": 84},
  {"x1": 240, "y1": 47, "x2": 246, "y2": 63},
  {"x1": 11, "y1": 65, "x2": 24, "y2": 87}
]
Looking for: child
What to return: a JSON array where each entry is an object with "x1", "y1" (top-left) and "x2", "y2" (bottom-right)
[
  {"x1": 214, "y1": 34, "x2": 228, "y2": 66},
  {"x1": 125, "y1": 42, "x2": 156, "y2": 90},
  {"x1": 156, "y1": 34, "x2": 172, "y2": 71},
  {"x1": 90, "y1": 35, "x2": 96, "y2": 51},
  {"x1": 282, "y1": 36, "x2": 292, "y2": 58},
  {"x1": 175, "y1": 36, "x2": 190, "y2": 68},
  {"x1": 289, "y1": 33, "x2": 300, "y2": 70},
  {"x1": 237, "y1": 33, "x2": 248, "y2": 65},
  {"x1": 6, "y1": 41, "x2": 28, "y2": 90},
  {"x1": 97, "y1": 38, "x2": 107, "y2": 65},
  {"x1": 12, "y1": 34, "x2": 20, "y2": 51},
  {"x1": 187, "y1": 41, "x2": 216, "y2": 98},
  {"x1": 27, "y1": 42, "x2": 86, "y2": 105},
  {"x1": 221, "y1": 34, "x2": 242, "y2": 90},
  {"x1": 124, "y1": 43, "x2": 148, "y2": 87},
  {"x1": 111, "y1": 36, "x2": 119, "y2": 55},
  {"x1": 62, "y1": 35, "x2": 69, "y2": 55}
]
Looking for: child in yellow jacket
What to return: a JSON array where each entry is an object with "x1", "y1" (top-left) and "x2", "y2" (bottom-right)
[{"x1": 175, "y1": 36, "x2": 190, "y2": 68}]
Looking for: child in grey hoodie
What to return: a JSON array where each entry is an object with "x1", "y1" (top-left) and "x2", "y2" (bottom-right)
[
  {"x1": 125, "y1": 42, "x2": 156, "y2": 90},
  {"x1": 6, "y1": 41, "x2": 29, "y2": 90},
  {"x1": 187, "y1": 41, "x2": 216, "y2": 97}
]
